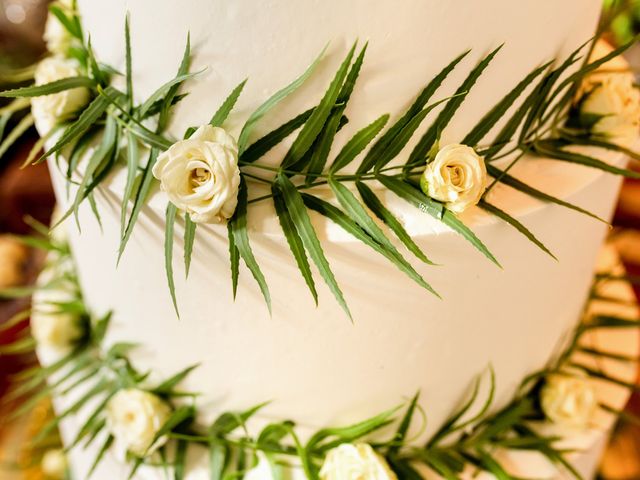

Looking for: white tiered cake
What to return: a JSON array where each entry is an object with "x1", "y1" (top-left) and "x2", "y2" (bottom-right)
[{"x1": 23, "y1": 0, "x2": 640, "y2": 478}]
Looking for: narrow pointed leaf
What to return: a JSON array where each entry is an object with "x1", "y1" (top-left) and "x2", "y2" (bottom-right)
[
  {"x1": 230, "y1": 178, "x2": 272, "y2": 313},
  {"x1": 277, "y1": 174, "x2": 351, "y2": 319},
  {"x1": 378, "y1": 175, "x2": 500, "y2": 267},
  {"x1": 479, "y1": 200, "x2": 556, "y2": 259},
  {"x1": 0, "y1": 77, "x2": 95, "y2": 97},
  {"x1": 165, "y1": 203, "x2": 180, "y2": 317},
  {"x1": 330, "y1": 114, "x2": 389, "y2": 173},
  {"x1": 357, "y1": 182, "x2": 433, "y2": 264},
  {"x1": 463, "y1": 61, "x2": 552, "y2": 147},
  {"x1": 281, "y1": 43, "x2": 356, "y2": 168},
  {"x1": 210, "y1": 79, "x2": 247, "y2": 127},
  {"x1": 407, "y1": 46, "x2": 503, "y2": 166},
  {"x1": 241, "y1": 108, "x2": 314, "y2": 164},
  {"x1": 358, "y1": 50, "x2": 470, "y2": 174},
  {"x1": 272, "y1": 185, "x2": 318, "y2": 304},
  {"x1": 329, "y1": 179, "x2": 437, "y2": 295},
  {"x1": 183, "y1": 214, "x2": 197, "y2": 277},
  {"x1": 486, "y1": 164, "x2": 605, "y2": 222},
  {"x1": 238, "y1": 46, "x2": 326, "y2": 153}
]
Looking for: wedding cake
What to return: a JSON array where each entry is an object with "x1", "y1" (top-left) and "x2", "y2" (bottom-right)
[{"x1": 4, "y1": 0, "x2": 640, "y2": 478}]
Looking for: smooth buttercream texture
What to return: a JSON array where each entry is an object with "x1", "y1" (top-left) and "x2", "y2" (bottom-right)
[{"x1": 78, "y1": 0, "x2": 602, "y2": 169}]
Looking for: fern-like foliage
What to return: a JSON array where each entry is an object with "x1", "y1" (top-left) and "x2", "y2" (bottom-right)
[{"x1": 0, "y1": 8, "x2": 638, "y2": 317}]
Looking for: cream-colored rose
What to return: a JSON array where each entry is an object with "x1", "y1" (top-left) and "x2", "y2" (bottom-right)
[
  {"x1": 41, "y1": 449, "x2": 68, "y2": 479},
  {"x1": 31, "y1": 56, "x2": 90, "y2": 135},
  {"x1": 420, "y1": 144, "x2": 487, "y2": 213},
  {"x1": 540, "y1": 368, "x2": 597, "y2": 429},
  {"x1": 106, "y1": 388, "x2": 172, "y2": 457},
  {"x1": 579, "y1": 72, "x2": 640, "y2": 147},
  {"x1": 152, "y1": 125, "x2": 241, "y2": 223},
  {"x1": 31, "y1": 273, "x2": 83, "y2": 352},
  {"x1": 320, "y1": 443, "x2": 397, "y2": 480},
  {"x1": 43, "y1": 0, "x2": 75, "y2": 55}
]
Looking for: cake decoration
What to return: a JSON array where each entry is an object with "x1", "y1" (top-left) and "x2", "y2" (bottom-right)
[
  {"x1": 0, "y1": 4, "x2": 638, "y2": 319},
  {"x1": 1, "y1": 234, "x2": 638, "y2": 479}
]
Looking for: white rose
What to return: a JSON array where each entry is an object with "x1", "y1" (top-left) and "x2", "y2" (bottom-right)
[
  {"x1": 320, "y1": 443, "x2": 397, "y2": 480},
  {"x1": 106, "y1": 388, "x2": 172, "y2": 457},
  {"x1": 31, "y1": 56, "x2": 90, "y2": 135},
  {"x1": 31, "y1": 275, "x2": 83, "y2": 352},
  {"x1": 41, "y1": 449, "x2": 68, "y2": 479},
  {"x1": 540, "y1": 368, "x2": 597, "y2": 429},
  {"x1": 580, "y1": 73, "x2": 640, "y2": 147},
  {"x1": 152, "y1": 125, "x2": 241, "y2": 223},
  {"x1": 420, "y1": 144, "x2": 487, "y2": 213}
]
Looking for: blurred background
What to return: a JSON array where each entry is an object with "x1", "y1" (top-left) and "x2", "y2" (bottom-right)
[{"x1": 0, "y1": 0, "x2": 638, "y2": 479}]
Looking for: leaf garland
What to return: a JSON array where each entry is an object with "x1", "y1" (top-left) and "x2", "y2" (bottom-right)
[
  {"x1": 1, "y1": 10, "x2": 638, "y2": 318},
  {"x1": 4, "y1": 241, "x2": 640, "y2": 480}
]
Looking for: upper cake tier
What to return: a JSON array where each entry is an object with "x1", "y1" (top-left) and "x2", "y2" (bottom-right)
[{"x1": 79, "y1": 0, "x2": 603, "y2": 168}]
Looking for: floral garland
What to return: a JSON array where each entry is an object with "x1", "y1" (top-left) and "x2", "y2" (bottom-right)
[
  {"x1": 1, "y1": 230, "x2": 639, "y2": 480},
  {"x1": 0, "y1": 2, "x2": 639, "y2": 318}
]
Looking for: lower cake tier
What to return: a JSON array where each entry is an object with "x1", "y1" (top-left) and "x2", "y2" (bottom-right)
[
  {"x1": 47, "y1": 144, "x2": 625, "y2": 446},
  {"x1": 42, "y1": 245, "x2": 638, "y2": 479}
]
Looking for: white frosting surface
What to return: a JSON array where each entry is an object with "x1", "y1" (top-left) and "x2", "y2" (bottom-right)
[{"x1": 78, "y1": 0, "x2": 602, "y2": 168}]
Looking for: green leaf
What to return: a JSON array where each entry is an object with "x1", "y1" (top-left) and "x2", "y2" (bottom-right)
[
  {"x1": 277, "y1": 173, "x2": 351, "y2": 319},
  {"x1": 230, "y1": 178, "x2": 272, "y2": 313},
  {"x1": 330, "y1": 114, "x2": 389, "y2": 173},
  {"x1": 272, "y1": 184, "x2": 318, "y2": 304},
  {"x1": 389, "y1": 392, "x2": 420, "y2": 455},
  {"x1": 210, "y1": 79, "x2": 247, "y2": 127},
  {"x1": 578, "y1": 346, "x2": 639, "y2": 363},
  {"x1": 533, "y1": 140, "x2": 640, "y2": 179},
  {"x1": 125, "y1": 13, "x2": 133, "y2": 111},
  {"x1": 476, "y1": 450, "x2": 511, "y2": 480},
  {"x1": 152, "y1": 364, "x2": 199, "y2": 395},
  {"x1": 165, "y1": 203, "x2": 180, "y2": 318},
  {"x1": 238, "y1": 46, "x2": 326, "y2": 153},
  {"x1": 49, "y1": 4, "x2": 82, "y2": 39},
  {"x1": 40, "y1": 86, "x2": 118, "y2": 162},
  {"x1": 558, "y1": 131, "x2": 640, "y2": 162},
  {"x1": 227, "y1": 222, "x2": 240, "y2": 299},
  {"x1": 0, "y1": 77, "x2": 95, "y2": 97},
  {"x1": 144, "y1": 405, "x2": 196, "y2": 457},
  {"x1": 35, "y1": 378, "x2": 112, "y2": 442},
  {"x1": 307, "y1": 405, "x2": 400, "y2": 452},
  {"x1": 208, "y1": 442, "x2": 229, "y2": 480},
  {"x1": 119, "y1": 148, "x2": 160, "y2": 262},
  {"x1": 377, "y1": 175, "x2": 500, "y2": 267},
  {"x1": 583, "y1": 314, "x2": 640, "y2": 329},
  {"x1": 241, "y1": 108, "x2": 314, "y2": 164},
  {"x1": 174, "y1": 440, "x2": 188, "y2": 480},
  {"x1": 70, "y1": 390, "x2": 116, "y2": 448},
  {"x1": 121, "y1": 132, "x2": 139, "y2": 237},
  {"x1": 183, "y1": 214, "x2": 197, "y2": 278},
  {"x1": 462, "y1": 61, "x2": 552, "y2": 147},
  {"x1": 304, "y1": 44, "x2": 368, "y2": 180},
  {"x1": 407, "y1": 45, "x2": 503, "y2": 167},
  {"x1": 137, "y1": 72, "x2": 199, "y2": 121},
  {"x1": 87, "y1": 435, "x2": 114, "y2": 479},
  {"x1": 158, "y1": 33, "x2": 192, "y2": 132},
  {"x1": 0, "y1": 113, "x2": 34, "y2": 160},
  {"x1": 281, "y1": 43, "x2": 356, "y2": 168},
  {"x1": 329, "y1": 179, "x2": 438, "y2": 296},
  {"x1": 486, "y1": 164, "x2": 605, "y2": 222},
  {"x1": 54, "y1": 115, "x2": 117, "y2": 230},
  {"x1": 479, "y1": 200, "x2": 556, "y2": 259},
  {"x1": 373, "y1": 95, "x2": 459, "y2": 172},
  {"x1": 358, "y1": 50, "x2": 470, "y2": 174}
]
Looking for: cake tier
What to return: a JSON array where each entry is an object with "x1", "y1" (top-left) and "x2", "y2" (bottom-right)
[
  {"x1": 49, "y1": 146, "x2": 625, "y2": 444},
  {"x1": 78, "y1": 0, "x2": 602, "y2": 168}
]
